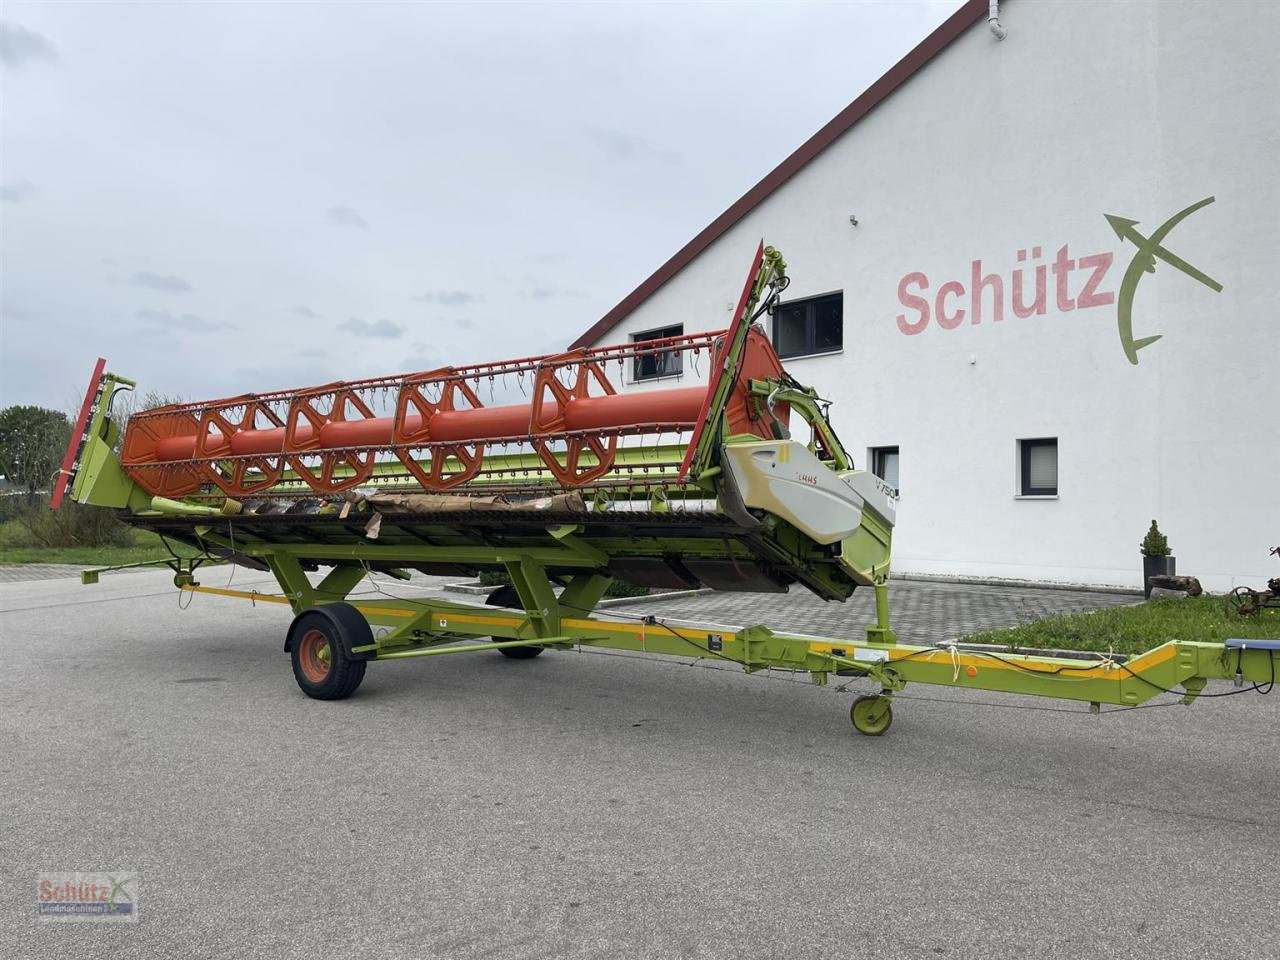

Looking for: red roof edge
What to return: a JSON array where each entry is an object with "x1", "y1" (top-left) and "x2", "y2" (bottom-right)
[{"x1": 570, "y1": 0, "x2": 989, "y2": 349}]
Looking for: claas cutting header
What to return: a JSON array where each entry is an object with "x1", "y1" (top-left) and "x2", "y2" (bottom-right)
[{"x1": 52, "y1": 245, "x2": 1275, "y2": 735}]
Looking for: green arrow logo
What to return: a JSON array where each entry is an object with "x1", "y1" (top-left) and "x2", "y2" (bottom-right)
[
  {"x1": 1104, "y1": 196, "x2": 1223, "y2": 364},
  {"x1": 106, "y1": 874, "x2": 134, "y2": 909}
]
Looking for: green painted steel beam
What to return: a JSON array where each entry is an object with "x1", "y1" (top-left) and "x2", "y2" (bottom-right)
[
  {"x1": 320, "y1": 589, "x2": 1276, "y2": 710},
  {"x1": 374, "y1": 636, "x2": 577, "y2": 660},
  {"x1": 195, "y1": 530, "x2": 607, "y2": 569}
]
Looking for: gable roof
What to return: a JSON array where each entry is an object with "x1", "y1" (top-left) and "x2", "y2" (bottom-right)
[{"x1": 570, "y1": 0, "x2": 989, "y2": 349}]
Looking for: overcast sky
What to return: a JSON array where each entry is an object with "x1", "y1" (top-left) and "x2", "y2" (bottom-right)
[{"x1": 1, "y1": 0, "x2": 961, "y2": 412}]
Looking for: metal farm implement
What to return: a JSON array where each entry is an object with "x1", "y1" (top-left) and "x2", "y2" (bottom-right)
[
  {"x1": 52, "y1": 246, "x2": 1278, "y2": 735},
  {"x1": 1225, "y1": 547, "x2": 1280, "y2": 617}
]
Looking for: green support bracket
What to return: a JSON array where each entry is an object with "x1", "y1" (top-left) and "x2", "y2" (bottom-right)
[
  {"x1": 865, "y1": 580, "x2": 895, "y2": 644},
  {"x1": 546, "y1": 524, "x2": 608, "y2": 566},
  {"x1": 265, "y1": 553, "x2": 318, "y2": 612},
  {"x1": 1179, "y1": 676, "x2": 1207, "y2": 704},
  {"x1": 314, "y1": 564, "x2": 370, "y2": 602},
  {"x1": 504, "y1": 558, "x2": 562, "y2": 638},
  {"x1": 80, "y1": 554, "x2": 213, "y2": 587},
  {"x1": 558, "y1": 572, "x2": 613, "y2": 617},
  {"x1": 735, "y1": 625, "x2": 809, "y2": 673},
  {"x1": 79, "y1": 558, "x2": 171, "y2": 585}
]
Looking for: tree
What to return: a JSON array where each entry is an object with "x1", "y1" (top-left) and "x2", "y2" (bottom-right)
[
  {"x1": 0, "y1": 405, "x2": 71, "y2": 503},
  {"x1": 112, "y1": 389, "x2": 185, "y2": 449}
]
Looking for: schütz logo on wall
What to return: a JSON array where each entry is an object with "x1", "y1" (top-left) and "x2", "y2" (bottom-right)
[
  {"x1": 895, "y1": 197, "x2": 1223, "y2": 365},
  {"x1": 1104, "y1": 197, "x2": 1223, "y2": 364}
]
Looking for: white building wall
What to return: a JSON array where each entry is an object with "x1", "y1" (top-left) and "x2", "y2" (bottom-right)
[{"x1": 584, "y1": 0, "x2": 1280, "y2": 592}]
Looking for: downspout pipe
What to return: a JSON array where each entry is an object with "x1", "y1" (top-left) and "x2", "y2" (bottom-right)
[{"x1": 989, "y1": 0, "x2": 1008, "y2": 40}]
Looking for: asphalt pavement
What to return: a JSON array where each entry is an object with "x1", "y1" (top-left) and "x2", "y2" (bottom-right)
[{"x1": 1, "y1": 567, "x2": 1276, "y2": 960}]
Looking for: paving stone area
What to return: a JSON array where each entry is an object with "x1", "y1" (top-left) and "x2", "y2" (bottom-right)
[{"x1": 603, "y1": 578, "x2": 1139, "y2": 645}]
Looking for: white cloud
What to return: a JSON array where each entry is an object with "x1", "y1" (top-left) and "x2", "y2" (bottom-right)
[
  {"x1": 0, "y1": 21, "x2": 58, "y2": 70},
  {"x1": 327, "y1": 205, "x2": 369, "y2": 229},
  {"x1": 0, "y1": 180, "x2": 36, "y2": 202},
  {"x1": 131, "y1": 271, "x2": 192, "y2": 293},
  {"x1": 411, "y1": 290, "x2": 480, "y2": 305},
  {"x1": 336, "y1": 317, "x2": 404, "y2": 339}
]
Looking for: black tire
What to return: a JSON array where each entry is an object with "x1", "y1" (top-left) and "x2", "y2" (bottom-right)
[
  {"x1": 287, "y1": 603, "x2": 370, "y2": 699},
  {"x1": 486, "y1": 585, "x2": 544, "y2": 659}
]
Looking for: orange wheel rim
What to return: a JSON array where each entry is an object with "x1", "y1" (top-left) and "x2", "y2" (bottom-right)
[{"x1": 298, "y1": 628, "x2": 332, "y2": 684}]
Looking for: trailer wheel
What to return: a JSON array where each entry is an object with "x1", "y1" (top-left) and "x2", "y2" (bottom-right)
[
  {"x1": 287, "y1": 604, "x2": 369, "y2": 699},
  {"x1": 850, "y1": 695, "x2": 893, "y2": 736},
  {"x1": 486, "y1": 585, "x2": 543, "y2": 659}
]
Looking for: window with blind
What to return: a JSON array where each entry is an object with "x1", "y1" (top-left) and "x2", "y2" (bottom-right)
[
  {"x1": 631, "y1": 324, "x2": 684, "y2": 381},
  {"x1": 1018, "y1": 438, "x2": 1058, "y2": 496}
]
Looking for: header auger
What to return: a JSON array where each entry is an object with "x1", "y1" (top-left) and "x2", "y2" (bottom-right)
[{"x1": 53, "y1": 245, "x2": 1276, "y2": 735}]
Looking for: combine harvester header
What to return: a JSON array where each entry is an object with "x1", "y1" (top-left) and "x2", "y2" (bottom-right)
[{"x1": 54, "y1": 245, "x2": 1275, "y2": 735}]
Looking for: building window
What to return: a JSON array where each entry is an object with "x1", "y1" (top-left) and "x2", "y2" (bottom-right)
[
  {"x1": 1019, "y1": 438, "x2": 1058, "y2": 496},
  {"x1": 772, "y1": 292, "x2": 842, "y2": 359},
  {"x1": 631, "y1": 324, "x2": 683, "y2": 381},
  {"x1": 870, "y1": 445, "x2": 899, "y2": 495}
]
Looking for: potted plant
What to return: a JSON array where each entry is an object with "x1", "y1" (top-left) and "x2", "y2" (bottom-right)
[{"x1": 1140, "y1": 519, "x2": 1175, "y2": 599}]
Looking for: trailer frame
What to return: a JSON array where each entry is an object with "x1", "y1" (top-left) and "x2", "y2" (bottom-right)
[{"x1": 156, "y1": 539, "x2": 1276, "y2": 735}]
